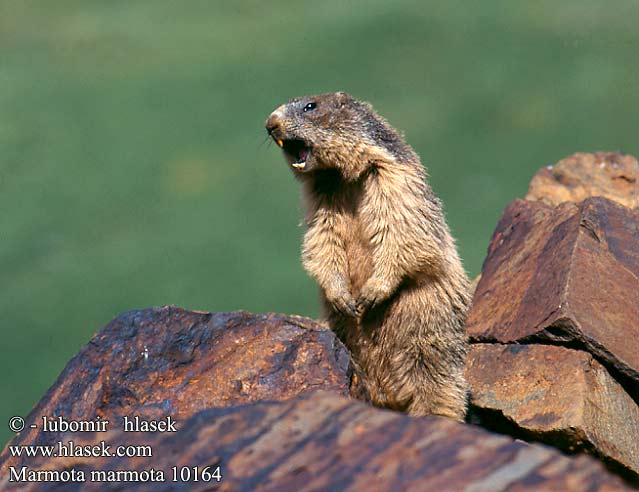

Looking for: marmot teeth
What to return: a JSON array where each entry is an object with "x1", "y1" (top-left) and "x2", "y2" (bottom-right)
[{"x1": 292, "y1": 162, "x2": 306, "y2": 169}]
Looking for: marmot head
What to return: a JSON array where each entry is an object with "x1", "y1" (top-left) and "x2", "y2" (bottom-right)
[{"x1": 265, "y1": 92, "x2": 414, "y2": 180}]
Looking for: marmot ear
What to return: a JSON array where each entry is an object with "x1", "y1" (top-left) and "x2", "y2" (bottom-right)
[{"x1": 334, "y1": 91, "x2": 354, "y2": 107}]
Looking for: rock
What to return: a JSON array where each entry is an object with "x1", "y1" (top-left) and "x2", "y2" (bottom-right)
[
  {"x1": 467, "y1": 344, "x2": 639, "y2": 482},
  {"x1": 0, "y1": 307, "x2": 362, "y2": 473},
  {"x1": 467, "y1": 197, "x2": 639, "y2": 396},
  {"x1": 0, "y1": 391, "x2": 634, "y2": 492},
  {"x1": 469, "y1": 273, "x2": 482, "y2": 296},
  {"x1": 526, "y1": 152, "x2": 639, "y2": 210}
]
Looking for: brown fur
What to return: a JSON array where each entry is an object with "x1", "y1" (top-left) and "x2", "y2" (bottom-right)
[{"x1": 265, "y1": 92, "x2": 471, "y2": 420}]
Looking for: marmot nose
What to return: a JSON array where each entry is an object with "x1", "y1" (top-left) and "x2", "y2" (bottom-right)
[{"x1": 265, "y1": 113, "x2": 282, "y2": 135}]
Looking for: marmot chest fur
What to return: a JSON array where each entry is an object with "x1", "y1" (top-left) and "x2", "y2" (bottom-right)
[{"x1": 265, "y1": 92, "x2": 471, "y2": 420}]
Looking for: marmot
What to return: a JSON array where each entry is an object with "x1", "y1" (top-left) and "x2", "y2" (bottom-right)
[{"x1": 265, "y1": 92, "x2": 471, "y2": 420}]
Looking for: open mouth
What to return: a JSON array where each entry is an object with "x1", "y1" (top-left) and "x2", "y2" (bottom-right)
[{"x1": 277, "y1": 138, "x2": 310, "y2": 170}]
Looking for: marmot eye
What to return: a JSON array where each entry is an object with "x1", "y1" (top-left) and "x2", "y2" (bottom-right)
[{"x1": 303, "y1": 102, "x2": 317, "y2": 113}]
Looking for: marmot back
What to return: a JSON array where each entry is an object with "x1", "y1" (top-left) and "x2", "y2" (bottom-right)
[{"x1": 266, "y1": 92, "x2": 471, "y2": 420}]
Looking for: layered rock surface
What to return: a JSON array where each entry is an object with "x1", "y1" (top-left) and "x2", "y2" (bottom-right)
[
  {"x1": 467, "y1": 152, "x2": 639, "y2": 484},
  {"x1": 0, "y1": 308, "x2": 362, "y2": 474},
  {"x1": 1, "y1": 391, "x2": 634, "y2": 492},
  {"x1": 467, "y1": 344, "x2": 639, "y2": 478},
  {"x1": 467, "y1": 197, "x2": 639, "y2": 393}
]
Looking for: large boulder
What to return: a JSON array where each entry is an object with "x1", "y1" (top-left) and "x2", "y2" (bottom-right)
[
  {"x1": 467, "y1": 152, "x2": 639, "y2": 485},
  {"x1": 467, "y1": 196, "x2": 639, "y2": 395},
  {"x1": 0, "y1": 391, "x2": 633, "y2": 492},
  {"x1": 0, "y1": 307, "x2": 362, "y2": 473},
  {"x1": 467, "y1": 344, "x2": 639, "y2": 480}
]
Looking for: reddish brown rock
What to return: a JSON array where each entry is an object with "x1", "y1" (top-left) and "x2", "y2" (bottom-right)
[
  {"x1": 526, "y1": 152, "x2": 639, "y2": 210},
  {"x1": 0, "y1": 307, "x2": 362, "y2": 473},
  {"x1": 467, "y1": 197, "x2": 639, "y2": 396},
  {"x1": 467, "y1": 344, "x2": 639, "y2": 482},
  {"x1": 469, "y1": 273, "x2": 482, "y2": 296},
  {"x1": 0, "y1": 391, "x2": 634, "y2": 492}
]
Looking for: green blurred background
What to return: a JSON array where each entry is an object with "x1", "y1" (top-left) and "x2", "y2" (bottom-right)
[{"x1": 2, "y1": 0, "x2": 638, "y2": 446}]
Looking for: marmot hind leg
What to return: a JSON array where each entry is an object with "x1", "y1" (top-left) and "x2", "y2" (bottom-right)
[
  {"x1": 405, "y1": 365, "x2": 468, "y2": 421},
  {"x1": 371, "y1": 282, "x2": 469, "y2": 421}
]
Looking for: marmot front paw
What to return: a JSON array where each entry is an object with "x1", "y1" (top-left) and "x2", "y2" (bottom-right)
[
  {"x1": 327, "y1": 291, "x2": 358, "y2": 318},
  {"x1": 356, "y1": 278, "x2": 393, "y2": 314}
]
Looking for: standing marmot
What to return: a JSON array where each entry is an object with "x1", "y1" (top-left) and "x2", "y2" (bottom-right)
[{"x1": 265, "y1": 92, "x2": 471, "y2": 420}]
